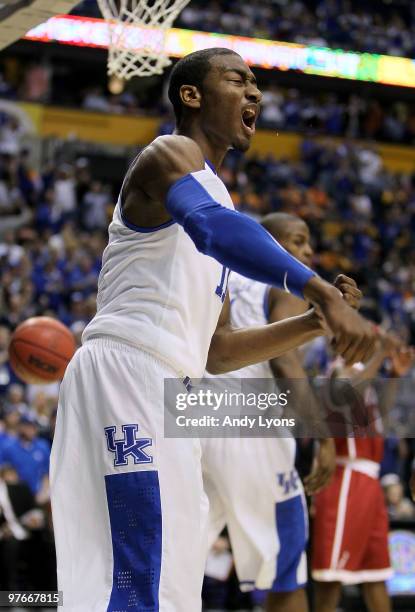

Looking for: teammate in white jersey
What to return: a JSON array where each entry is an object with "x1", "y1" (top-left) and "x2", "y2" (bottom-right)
[
  {"x1": 203, "y1": 213, "x2": 346, "y2": 612},
  {"x1": 50, "y1": 48, "x2": 376, "y2": 611}
]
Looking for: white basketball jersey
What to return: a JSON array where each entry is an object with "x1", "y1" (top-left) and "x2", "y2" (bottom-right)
[
  {"x1": 227, "y1": 273, "x2": 274, "y2": 380},
  {"x1": 83, "y1": 163, "x2": 233, "y2": 379},
  {"x1": 202, "y1": 274, "x2": 297, "y2": 478}
]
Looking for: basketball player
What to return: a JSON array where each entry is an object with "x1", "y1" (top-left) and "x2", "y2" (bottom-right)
[
  {"x1": 50, "y1": 49, "x2": 375, "y2": 611},
  {"x1": 202, "y1": 213, "x2": 343, "y2": 612},
  {"x1": 312, "y1": 340, "x2": 415, "y2": 612}
]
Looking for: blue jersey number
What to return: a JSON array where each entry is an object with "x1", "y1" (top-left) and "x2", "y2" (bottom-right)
[{"x1": 215, "y1": 266, "x2": 231, "y2": 303}]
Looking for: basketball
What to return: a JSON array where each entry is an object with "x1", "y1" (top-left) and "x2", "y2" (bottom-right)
[{"x1": 8, "y1": 317, "x2": 76, "y2": 384}]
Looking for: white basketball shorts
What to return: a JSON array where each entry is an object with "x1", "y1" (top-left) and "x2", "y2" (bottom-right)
[
  {"x1": 50, "y1": 337, "x2": 208, "y2": 612},
  {"x1": 201, "y1": 436, "x2": 308, "y2": 593}
]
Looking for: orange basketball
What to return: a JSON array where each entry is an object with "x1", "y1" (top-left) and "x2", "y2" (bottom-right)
[{"x1": 9, "y1": 317, "x2": 76, "y2": 384}]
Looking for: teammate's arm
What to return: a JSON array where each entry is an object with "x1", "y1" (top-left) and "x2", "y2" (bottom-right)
[
  {"x1": 127, "y1": 135, "x2": 375, "y2": 365},
  {"x1": 267, "y1": 289, "x2": 335, "y2": 491},
  {"x1": 206, "y1": 292, "x2": 324, "y2": 374}
]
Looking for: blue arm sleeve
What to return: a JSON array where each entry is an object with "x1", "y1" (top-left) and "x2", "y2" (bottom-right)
[{"x1": 166, "y1": 174, "x2": 315, "y2": 298}]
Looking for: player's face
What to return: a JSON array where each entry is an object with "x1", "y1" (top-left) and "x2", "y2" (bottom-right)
[
  {"x1": 199, "y1": 55, "x2": 262, "y2": 152},
  {"x1": 278, "y1": 220, "x2": 314, "y2": 266}
]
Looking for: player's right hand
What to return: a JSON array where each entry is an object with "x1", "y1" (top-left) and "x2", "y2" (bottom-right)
[{"x1": 304, "y1": 276, "x2": 376, "y2": 365}]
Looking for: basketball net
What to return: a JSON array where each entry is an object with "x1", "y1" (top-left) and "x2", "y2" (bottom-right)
[{"x1": 97, "y1": 0, "x2": 191, "y2": 79}]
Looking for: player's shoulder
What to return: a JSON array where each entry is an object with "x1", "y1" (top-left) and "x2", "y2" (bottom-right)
[
  {"x1": 149, "y1": 134, "x2": 203, "y2": 157},
  {"x1": 128, "y1": 135, "x2": 206, "y2": 201},
  {"x1": 139, "y1": 135, "x2": 205, "y2": 174}
]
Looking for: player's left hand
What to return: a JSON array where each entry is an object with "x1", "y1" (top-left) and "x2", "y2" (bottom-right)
[
  {"x1": 304, "y1": 276, "x2": 376, "y2": 365},
  {"x1": 304, "y1": 438, "x2": 336, "y2": 495},
  {"x1": 313, "y1": 275, "x2": 362, "y2": 336},
  {"x1": 333, "y1": 274, "x2": 362, "y2": 310}
]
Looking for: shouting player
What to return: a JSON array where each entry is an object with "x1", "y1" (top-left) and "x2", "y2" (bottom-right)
[{"x1": 50, "y1": 49, "x2": 375, "y2": 611}]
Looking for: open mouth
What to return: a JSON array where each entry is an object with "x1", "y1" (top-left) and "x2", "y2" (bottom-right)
[{"x1": 241, "y1": 108, "x2": 257, "y2": 133}]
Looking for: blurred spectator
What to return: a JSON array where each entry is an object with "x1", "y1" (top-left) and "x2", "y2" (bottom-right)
[
  {"x1": 1, "y1": 406, "x2": 21, "y2": 441},
  {"x1": 26, "y1": 383, "x2": 59, "y2": 415},
  {"x1": 30, "y1": 391, "x2": 54, "y2": 430},
  {"x1": 53, "y1": 164, "x2": 77, "y2": 224},
  {"x1": 70, "y1": 320, "x2": 86, "y2": 348},
  {"x1": 382, "y1": 473, "x2": 415, "y2": 520},
  {"x1": 4, "y1": 384, "x2": 28, "y2": 415},
  {"x1": 1, "y1": 413, "x2": 50, "y2": 499},
  {"x1": 20, "y1": 64, "x2": 50, "y2": 103},
  {"x1": 0, "y1": 463, "x2": 45, "y2": 589},
  {"x1": 82, "y1": 86, "x2": 110, "y2": 113},
  {"x1": 350, "y1": 185, "x2": 372, "y2": 220},
  {"x1": 0, "y1": 116, "x2": 23, "y2": 156},
  {"x1": 259, "y1": 85, "x2": 284, "y2": 129},
  {"x1": 81, "y1": 181, "x2": 111, "y2": 230},
  {"x1": 0, "y1": 326, "x2": 18, "y2": 395},
  {"x1": 39, "y1": 408, "x2": 57, "y2": 447}
]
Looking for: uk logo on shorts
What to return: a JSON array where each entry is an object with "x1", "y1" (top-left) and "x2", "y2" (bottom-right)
[
  {"x1": 277, "y1": 469, "x2": 300, "y2": 496},
  {"x1": 104, "y1": 424, "x2": 153, "y2": 467}
]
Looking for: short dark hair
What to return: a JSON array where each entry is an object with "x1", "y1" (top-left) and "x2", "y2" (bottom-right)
[
  {"x1": 261, "y1": 212, "x2": 303, "y2": 240},
  {"x1": 168, "y1": 48, "x2": 238, "y2": 123}
]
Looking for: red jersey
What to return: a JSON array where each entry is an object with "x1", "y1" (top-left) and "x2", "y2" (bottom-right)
[{"x1": 334, "y1": 436, "x2": 384, "y2": 463}]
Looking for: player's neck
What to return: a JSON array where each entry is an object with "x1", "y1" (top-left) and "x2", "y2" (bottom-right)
[{"x1": 174, "y1": 124, "x2": 227, "y2": 172}]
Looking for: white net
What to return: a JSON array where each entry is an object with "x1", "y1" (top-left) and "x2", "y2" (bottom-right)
[{"x1": 97, "y1": 0, "x2": 191, "y2": 79}]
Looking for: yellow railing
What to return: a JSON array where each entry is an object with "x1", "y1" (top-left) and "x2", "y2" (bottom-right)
[{"x1": 18, "y1": 102, "x2": 415, "y2": 173}]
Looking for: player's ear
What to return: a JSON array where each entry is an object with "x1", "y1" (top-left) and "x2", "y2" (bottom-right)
[{"x1": 179, "y1": 84, "x2": 201, "y2": 111}]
